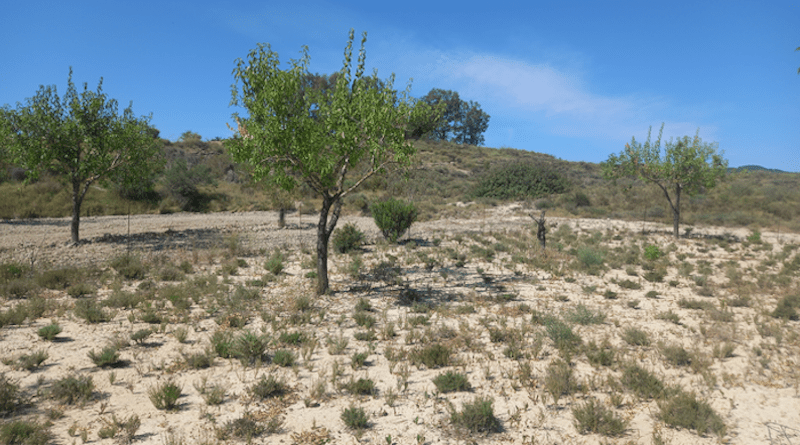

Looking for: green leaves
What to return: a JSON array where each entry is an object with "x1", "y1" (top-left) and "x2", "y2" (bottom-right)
[
  {"x1": 2, "y1": 67, "x2": 162, "y2": 242},
  {"x1": 602, "y1": 124, "x2": 727, "y2": 237}
]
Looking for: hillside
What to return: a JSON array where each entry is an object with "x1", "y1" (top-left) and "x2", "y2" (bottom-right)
[{"x1": 1, "y1": 138, "x2": 799, "y2": 233}]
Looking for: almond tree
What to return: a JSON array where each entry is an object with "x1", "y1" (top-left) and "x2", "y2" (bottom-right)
[
  {"x1": 602, "y1": 124, "x2": 727, "y2": 238},
  {"x1": 226, "y1": 29, "x2": 440, "y2": 295},
  {"x1": 0, "y1": 68, "x2": 161, "y2": 244}
]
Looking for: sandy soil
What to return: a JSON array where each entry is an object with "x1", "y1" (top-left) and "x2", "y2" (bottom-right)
[{"x1": 1, "y1": 206, "x2": 799, "y2": 444}]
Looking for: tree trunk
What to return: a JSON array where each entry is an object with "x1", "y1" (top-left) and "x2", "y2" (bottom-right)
[
  {"x1": 70, "y1": 181, "x2": 83, "y2": 245},
  {"x1": 278, "y1": 207, "x2": 286, "y2": 228},
  {"x1": 672, "y1": 185, "x2": 681, "y2": 238},
  {"x1": 316, "y1": 198, "x2": 332, "y2": 295}
]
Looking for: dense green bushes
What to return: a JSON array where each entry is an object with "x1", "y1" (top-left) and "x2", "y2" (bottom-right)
[
  {"x1": 371, "y1": 198, "x2": 418, "y2": 243},
  {"x1": 473, "y1": 163, "x2": 570, "y2": 200}
]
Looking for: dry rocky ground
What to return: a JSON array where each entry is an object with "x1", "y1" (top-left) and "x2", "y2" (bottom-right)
[{"x1": 1, "y1": 205, "x2": 799, "y2": 445}]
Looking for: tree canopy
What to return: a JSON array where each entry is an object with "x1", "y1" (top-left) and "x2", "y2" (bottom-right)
[
  {"x1": 226, "y1": 29, "x2": 440, "y2": 294},
  {"x1": 417, "y1": 88, "x2": 490, "y2": 146},
  {"x1": 602, "y1": 124, "x2": 727, "y2": 237},
  {"x1": 0, "y1": 68, "x2": 162, "y2": 243}
]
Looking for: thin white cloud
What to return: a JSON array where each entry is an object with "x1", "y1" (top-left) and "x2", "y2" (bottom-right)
[{"x1": 416, "y1": 51, "x2": 716, "y2": 144}]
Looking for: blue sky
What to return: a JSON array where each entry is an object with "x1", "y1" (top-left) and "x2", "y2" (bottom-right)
[{"x1": 2, "y1": 1, "x2": 799, "y2": 171}]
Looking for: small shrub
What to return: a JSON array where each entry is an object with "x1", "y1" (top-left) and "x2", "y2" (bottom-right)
[
  {"x1": 658, "y1": 391, "x2": 726, "y2": 437},
  {"x1": 544, "y1": 359, "x2": 577, "y2": 404},
  {"x1": 354, "y1": 330, "x2": 377, "y2": 342},
  {"x1": 36, "y1": 268, "x2": 80, "y2": 290},
  {"x1": 472, "y1": 163, "x2": 570, "y2": 200},
  {"x1": 2, "y1": 278, "x2": 36, "y2": 299},
  {"x1": 618, "y1": 279, "x2": 641, "y2": 290},
  {"x1": 450, "y1": 396, "x2": 501, "y2": 433},
  {"x1": 185, "y1": 350, "x2": 213, "y2": 369},
  {"x1": 621, "y1": 364, "x2": 664, "y2": 400},
  {"x1": 217, "y1": 413, "x2": 272, "y2": 440},
  {"x1": 771, "y1": 294, "x2": 800, "y2": 320},
  {"x1": 354, "y1": 297, "x2": 372, "y2": 312},
  {"x1": 678, "y1": 298, "x2": 714, "y2": 310},
  {"x1": 576, "y1": 246, "x2": 605, "y2": 273},
  {"x1": 131, "y1": 328, "x2": 152, "y2": 344},
  {"x1": 545, "y1": 318, "x2": 582, "y2": 353},
  {"x1": 656, "y1": 310, "x2": 681, "y2": 324},
  {"x1": 353, "y1": 311, "x2": 376, "y2": 329},
  {"x1": 343, "y1": 377, "x2": 375, "y2": 395},
  {"x1": 622, "y1": 327, "x2": 650, "y2": 346},
  {"x1": 88, "y1": 346, "x2": 122, "y2": 368},
  {"x1": 662, "y1": 344, "x2": 692, "y2": 366},
  {"x1": 643, "y1": 245, "x2": 663, "y2": 261},
  {"x1": 37, "y1": 323, "x2": 62, "y2": 341},
  {"x1": 16, "y1": 350, "x2": 48, "y2": 371},
  {"x1": 50, "y1": 375, "x2": 94, "y2": 405},
  {"x1": 110, "y1": 254, "x2": 147, "y2": 280},
  {"x1": 272, "y1": 349, "x2": 296, "y2": 367},
  {"x1": 211, "y1": 330, "x2": 235, "y2": 358},
  {"x1": 433, "y1": 371, "x2": 471, "y2": 393},
  {"x1": 0, "y1": 262, "x2": 25, "y2": 282},
  {"x1": 249, "y1": 374, "x2": 287, "y2": 399},
  {"x1": 584, "y1": 341, "x2": 615, "y2": 367},
  {"x1": 332, "y1": 223, "x2": 365, "y2": 253},
  {"x1": 73, "y1": 299, "x2": 109, "y2": 323},
  {"x1": 409, "y1": 343, "x2": 451, "y2": 369},
  {"x1": 0, "y1": 420, "x2": 51, "y2": 445},
  {"x1": 232, "y1": 331, "x2": 268, "y2": 366},
  {"x1": 264, "y1": 250, "x2": 285, "y2": 275},
  {"x1": 565, "y1": 304, "x2": 606, "y2": 325},
  {"x1": 279, "y1": 331, "x2": 306, "y2": 345},
  {"x1": 148, "y1": 378, "x2": 182, "y2": 410},
  {"x1": 66, "y1": 282, "x2": 95, "y2": 297},
  {"x1": 572, "y1": 398, "x2": 627, "y2": 436},
  {"x1": 350, "y1": 351, "x2": 368, "y2": 369},
  {"x1": 0, "y1": 374, "x2": 22, "y2": 415},
  {"x1": 341, "y1": 405, "x2": 369, "y2": 430},
  {"x1": 371, "y1": 198, "x2": 418, "y2": 243}
]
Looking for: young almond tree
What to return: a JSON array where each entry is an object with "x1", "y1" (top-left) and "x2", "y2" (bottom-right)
[
  {"x1": 0, "y1": 68, "x2": 162, "y2": 244},
  {"x1": 602, "y1": 124, "x2": 728, "y2": 238},
  {"x1": 226, "y1": 29, "x2": 440, "y2": 295}
]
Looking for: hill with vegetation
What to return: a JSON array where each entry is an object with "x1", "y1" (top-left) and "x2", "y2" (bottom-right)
[{"x1": 1, "y1": 137, "x2": 798, "y2": 233}]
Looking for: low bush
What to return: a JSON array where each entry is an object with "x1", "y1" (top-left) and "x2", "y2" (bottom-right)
[
  {"x1": 148, "y1": 378, "x2": 182, "y2": 410},
  {"x1": 0, "y1": 374, "x2": 22, "y2": 415},
  {"x1": 343, "y1": 377, "x2": 376, "y2": 396},
  {"x1": 472, "y1": 163, "x2": 570, "y2": 200},
  {"x1": 233, "y1": 331, "x2": 269, "y2": 366},
  {"x1": 371, "y1": 198, "x2": 418, "y2": 243},
  {"x1": 544, "y1": 359, "x2": 577, "y2": 404},
  {"x1": 341, "y1": 405, "x2": 369, "y2": 430},
  {"x1": 37, "y1": 323, "x2": 62, "y2": 341},
  {"x1": 450, "y1": 396, "x2": 501, "y2": 434},
  {"x1": 0, "y1": 420, "x2": 51, "y2": 445},
  {"x1": 272, "y1": 349, "x2": 295, "y2": 367},
  {"x1": 332, "y1": 223, "x2": 365, "y2": 253},
  {"x1": 621, "y1": 364, "x2": 665, "y2": 400},
  {"x1": 409, "y1": 343, "x2": 451, "y2": 369},
  {"x1": 621, "y1": 327, "x2": 650, "y2": 346},
  {"x1": 88, "y1": 345, "x2": 122, "y2": 368},
  {"x1": 433, "y1": 371, "x2": 471, "y2": 393},
  {"x1": 249, "y1": 374, "x2": 287, "y2": 399},
  {"x1": 109, "y1": 254, "x2": 147, "y2": 280},
  {"x1": 771, "y1": 294, "x2": 800, "y2": 320},
  {"x1": 50, "y1": 375, "x2": 94, "y2": 405},
  {"x1": 572, "y1": 398, "x2": 627, "y2": 437},
  {"x1": 658, "y1": 391, "x2": 726, "y2": 437}
]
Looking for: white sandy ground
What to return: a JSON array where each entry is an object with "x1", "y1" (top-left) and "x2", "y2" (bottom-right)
[{"x1": 1, "y1": 205, "x2": 800, "y2": 444}]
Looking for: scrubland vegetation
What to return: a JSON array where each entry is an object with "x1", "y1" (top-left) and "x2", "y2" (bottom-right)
[
  {"x1": 1, "y1": 136, "x2": 798, "y2": 234},
  {"x1": 1, "y1": 198, "x2": 799, "y2": 442}
]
